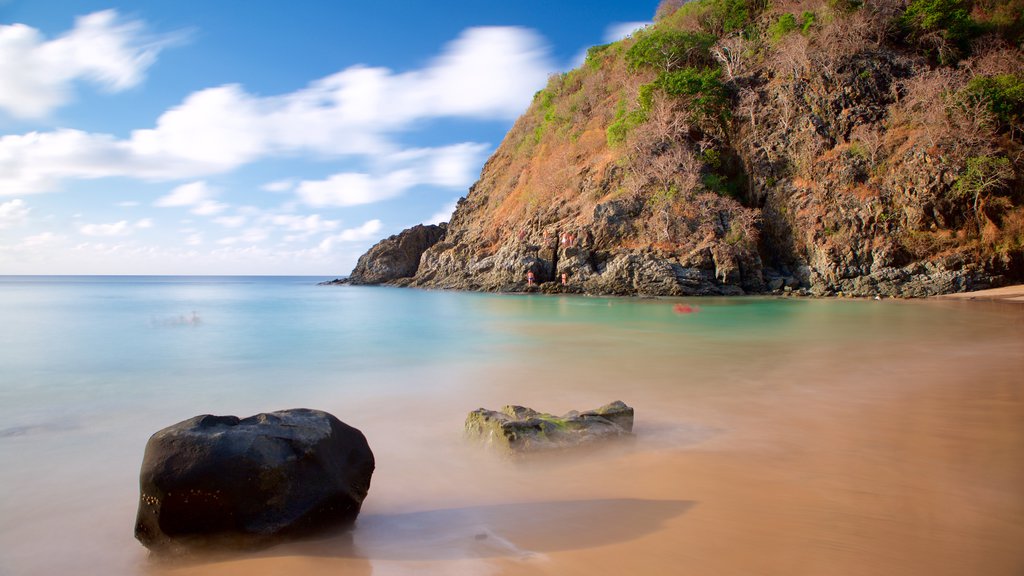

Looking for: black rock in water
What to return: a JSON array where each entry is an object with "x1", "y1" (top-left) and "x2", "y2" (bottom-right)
[{"x1": 134, "y1": 408, "x2": 374, "y2": 554}]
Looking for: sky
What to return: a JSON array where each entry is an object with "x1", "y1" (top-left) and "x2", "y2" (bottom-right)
[{"x1": 0, "y1": 1, "x2": 655, "y2": 275}]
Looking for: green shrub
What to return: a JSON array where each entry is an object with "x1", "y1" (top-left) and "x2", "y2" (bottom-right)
[
  {"x1": 626, "y1": 29, "x2": 716, "y2": 72},
  {"x1": 606, "y1": 99, "x2": 649, "y2": 147},
  {"x1": 585, "y1": 43, "x2": 612, "y2": 69},
  {"x1": 700, "y1": 0, "x2": 756, "y2": 34},
  {"x1": 954, "y1": 155, "x2": 1015, "y2": 231},
  {"x1": 702, "y1": 148, "x2": 723, "y2": 169},
  {"x1": 663, "y1": 0, "x2": 763, "y2": 35},
  {"x1": 966, "y1": 74, "x2": 1024, "y2": 135},
  {"x1": 955, "y1": 155, "x2": 1014, "y2": 198},
  {"x1": 801, "y1": 11, "x2": 817, "y2": 34},
  {"x1": 649, "y1": 67, "x2": 731, "y2": 126},
  {"x1": 899, "y1": 0, "x2": 979, "y2": 63},
  {"x1": 768, "y1": 13, "x2": 798, "y2": 42},
  {"x1": 986, "y1": 0, "x2": 1024, "y2": 43}
]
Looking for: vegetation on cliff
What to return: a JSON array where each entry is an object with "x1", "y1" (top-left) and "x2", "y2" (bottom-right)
[{"x1": 347, "y1": 0, "x2": 1024, "y2": 296}]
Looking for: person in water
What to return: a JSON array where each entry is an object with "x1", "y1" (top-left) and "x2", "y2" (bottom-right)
[{"x1": 673, "y1": 303, "x2": 699, "y2": 314}]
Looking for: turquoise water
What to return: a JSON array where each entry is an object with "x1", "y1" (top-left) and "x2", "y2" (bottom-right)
[{"x1": 1, "y1": 276, "x2": 1022, "y2": 576}]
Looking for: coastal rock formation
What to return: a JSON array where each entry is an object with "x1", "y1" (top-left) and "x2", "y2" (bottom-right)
[
  {"x1": 334, "y1": 0, "x2": 1023, "y2": 297},
  {"x1": 135, "y1": 408, "x2": 374, "y2": 553},
  {"x1": 335, "y1": 224, "x2": 447, "y2": 285},
  {"x1": 466, "y1": 401, "x2": 634, "y2": 452}
]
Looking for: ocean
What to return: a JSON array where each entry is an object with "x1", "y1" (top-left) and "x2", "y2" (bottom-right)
[{"x1": 1, "y1": 276, "x2": 1022, "y2": 576}]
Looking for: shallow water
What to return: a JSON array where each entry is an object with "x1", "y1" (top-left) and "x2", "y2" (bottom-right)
[{"x1": 0, "y1": 277, "x2": 1022, "y2": 576}]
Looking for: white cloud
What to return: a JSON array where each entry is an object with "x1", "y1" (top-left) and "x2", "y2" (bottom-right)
[
  {"x1": 0, "y1": 199, "x2": 30, "y2": 228},
  {"x1": 212, "y1": 215, "x2": 247, "y2": 228},
  {"x1": 78, "y1": 217, "x2": 151, "y2": 236},
  {"x1": 154, "y1": 180, "x2": 216, "y2": 207},
  {"x1": 296, "y1": 143, "x2": 486, "y2": 207},
  {"x1": 153, "y1": 181, "x2": 230, "y2": 215},
  {"x1": 18, "y1": 232, "x2": 64, "y2": 248},
  {"x1": 0, "y1": 232, "x2": 66, "y2": 258},
  {"x1": 79, "y1": 220, "x2": 131, "y2": 237},
  {"x1": 0, "y1": 27, "x2": 548, "y2": 195},
  {"x1": 426, "y1": 199, "x2": 459, "y2": 225},
  {"x1": 269, "y1": 214, "x2": 339, "y2": 235},
  {"x1": 217, "y1": 227, "x2": 269, "y2": 245},
  {"x1": 318, "y1": 219, "x2": 383, "y2": 253},
  {"x1": 261, "y1": 179, "x2": 295, "y2": 192},
  {"x1": 296, "y1": 173, "x2": 387, "y2": 208},
  {"x1": 191, "y1": 200, "x2": 229, "y2": 216},
  {"x1": 604, "y1": 21, "x2": 650, "y2": 43},
  {"x1": 0, "y1": 10, "x2": 177, "y2": 119}
]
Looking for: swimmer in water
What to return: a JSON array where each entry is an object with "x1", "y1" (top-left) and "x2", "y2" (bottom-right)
[{"x1": 673, "y1": 303, "x2": 699, "y2": 314}]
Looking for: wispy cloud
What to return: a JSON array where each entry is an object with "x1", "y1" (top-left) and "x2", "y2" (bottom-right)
[
  {"x1": 604, "y1": 21, "x2": 649, "y2": 43},
  {"x1": 317, "y1": 219, "x2": 383, "y2": 253},
  {"x1": 426, "y1": 199, "x2": 459, "y2": 225},
  {"x1": 261, "y1": 179, "x2": 295, "y2": 193},
  {"x1": 0, "y1": 199, "x2": 30, "y2": 228},
  {"x1": 0, "y1": 10, "x2": 181, "y2": 119},
  {"x1": 0, "y1": 26, "x2": 549, "y2": 196},
  {"x1": 78, "y1": 218, "x2": 152, "y2": 237},
  {"x1": 153, "y1": 181, "x2": 228, "y2": 215},
  {"x1": 296, "y1": 143, "x2": 486, "y2": 207}
]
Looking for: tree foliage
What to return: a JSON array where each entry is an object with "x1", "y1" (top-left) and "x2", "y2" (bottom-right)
[
  {"x1": 899, "y1": 0, "x2": 979, "y2": 63},
  {"x1": 641, "y1": 67, "x2": 731, "y2": 127},
  {"x1": 966, "y1": 74, "x2": 1024, "y2": 138},
  {"x1": 626, "y1": 29, "x2": 716, "y2": 72}
]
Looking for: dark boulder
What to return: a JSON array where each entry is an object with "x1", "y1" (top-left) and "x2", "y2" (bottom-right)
[
  {"x1": 465, "y1": 401, "x2": 634, "y2": 453},
  {"x1": 135, "y1": 408, "x2": 374, "y2": 553}
]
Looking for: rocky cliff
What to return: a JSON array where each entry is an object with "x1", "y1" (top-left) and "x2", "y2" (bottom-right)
[{"x1": 341, "y1": 0, "x2": 1024, "y2": 297}]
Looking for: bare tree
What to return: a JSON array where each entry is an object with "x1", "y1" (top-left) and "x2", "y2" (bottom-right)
[
  {"x1": 772, "y1": 34, "x2": 811, "y2": 80},
  {"x1": 851, "y1": 124, "x2": 885, "y2": 168},
  {"x1": 863, "y1": 0, "x2": 907, "y2": 44},
  {"x1": 711, "y1": 34, "x2": 752, "y2": 81}
]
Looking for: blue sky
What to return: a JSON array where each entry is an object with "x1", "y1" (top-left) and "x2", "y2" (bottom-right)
[{"x1": 0, "y1": 1, "x2": 654, "y2": 275}]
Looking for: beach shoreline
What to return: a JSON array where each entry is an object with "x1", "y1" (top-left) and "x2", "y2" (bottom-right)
[{"x1": 936, "y1": 284, "x2": 1024, "y2": 302}]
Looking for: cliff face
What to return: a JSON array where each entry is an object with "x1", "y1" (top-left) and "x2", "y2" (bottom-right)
[{"x1": 348, "y1": 0, "x2": 1024, "y2": 297}]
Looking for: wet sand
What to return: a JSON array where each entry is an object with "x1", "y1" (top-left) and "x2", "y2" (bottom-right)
[
  {"x1": 149, "y1": 299, "x2": 1024, "y2": 576},
  {"x1": 938, "y1": 284, "x2": 1024, "y2": 302}
]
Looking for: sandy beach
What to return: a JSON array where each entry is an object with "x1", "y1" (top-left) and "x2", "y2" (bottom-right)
[
  {"x1": 146, "y1": 298, "x2": 1024, "y2": 576},
  {"x1": 937, "y1": 284, "x2": 1024, "y2": 302}
]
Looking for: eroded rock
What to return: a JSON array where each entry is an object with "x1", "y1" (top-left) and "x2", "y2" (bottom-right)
[{"x1": 465, "y1": 401, "x2": 634, "y2": 453}]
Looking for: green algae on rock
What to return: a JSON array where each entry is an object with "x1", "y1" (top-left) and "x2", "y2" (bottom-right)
[{"x1": 465, "y1": 401, "x2": 634, "y2": 453}]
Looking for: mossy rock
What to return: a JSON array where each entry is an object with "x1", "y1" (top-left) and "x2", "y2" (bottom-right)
[{"x1": 465, "y1": 401, "x2": 634, "y2": 453}]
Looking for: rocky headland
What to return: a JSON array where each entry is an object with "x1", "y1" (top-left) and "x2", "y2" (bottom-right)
[{"x1": 331, "y1": 0, "x2": 1023, "y2": 298}]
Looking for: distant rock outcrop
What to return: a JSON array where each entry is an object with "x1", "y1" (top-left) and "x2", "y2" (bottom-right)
[
  {"x1": 466, "y1": 401, "x2": 634, "y2": 453},
  {"x1": 338, "y1": 224, "x2": 447, "y2": 285},
  {"x1": 135, "y1": 409, "x2": 374, "y2": 554}
]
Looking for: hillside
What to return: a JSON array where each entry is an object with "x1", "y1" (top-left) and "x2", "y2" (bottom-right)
[{"x1": 342, "y1": 0, "x2": 1024, "y2": 297}]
